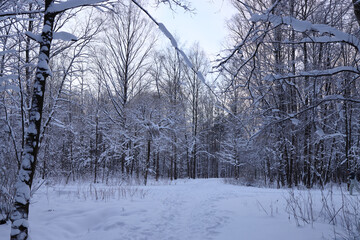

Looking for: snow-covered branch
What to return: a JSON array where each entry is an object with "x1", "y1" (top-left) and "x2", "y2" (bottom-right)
[
  {"x1": 131, "y1": 0, "x2": 207, "y2": 86},
  {"x1": 250, "y1": 13, "x2": 360, "y2": 51},
  {"x1": 47, "y1": 0, "x2": 113, "y2": 14},
  {"x1": 0, "y1": 9, "x2": 43, "y2": 18},
  {"x1": 265, "y1": 66, "x2": 360, "y2": 81}
]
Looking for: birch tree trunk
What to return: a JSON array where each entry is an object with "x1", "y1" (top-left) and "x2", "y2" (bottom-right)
[{"x1": 10, "y1": 1, "x2": 56, "y2": 239}]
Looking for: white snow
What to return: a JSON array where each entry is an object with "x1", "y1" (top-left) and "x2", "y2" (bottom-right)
[
  {"x1": 0, "y1": 84, "x2": 20, "y2": 92},
  {"x1": 158, "y1": 23, "x2": 178, "y2": 48},
  {"x1": 27, "y1": 122, "x2": 37, "y2": 135},
  {"x1": 290, "y1": 118, "x2": 300, "y2": 126},
  {"x1": 42, "y1": 24, "x2": 52, "y2": 34},
  {"x1": 25, "y1": 31, "x2": 42, "y2": 43},
  {"x1": 37, "y1": 58, "x2": 52, "y2": 77},
  {"x1": 29, "y1": 112, "x2": 41, "y2": 121},
  {"x1": 315, "y1": 128, "x2": 345, "y2": 140},
  {"x1": 12, "y1": 219, "x2": 28, "y2": 228},
  {"x1": 0, "y1": 179, "x2": 339, "y2": 240},
  {"x1": 265, "y1": 66, "x2": 359, "y2": 81},
  {"x1": 47, "y1": 0, "x2": 107, "y2": 13},
  {"x1": 157, "y1": 22, "x2": 208, "y2": 85},
  {"x1": 53, "y1": 31, "x2": 78, "y2": 41},
  {"x1": 250, "y1": 14, "x2": 360, "y2": 51},
  {"x1": 0, "y1": 50, "x2": 16, "y2": 55},
  {"x1": 0, "y1": 74, "x2": 18, "y2": 91},
  {"x1": 315, "y1": 128, "x2": 325, "y2": 138},
  {"x1": 38, "y1": 60, "x2": 50, "y2": 71},
  {"x1": 323, "y1": 94, "x2": 345, "y2": 101}
]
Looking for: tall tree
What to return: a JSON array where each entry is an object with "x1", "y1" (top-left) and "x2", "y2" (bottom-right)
[
  {"x1": 93, "y1": 0, "x2": 155, "y2": 174},
  {"x1": 184, "y1": 43, "x2": 209, "y2": 178}
]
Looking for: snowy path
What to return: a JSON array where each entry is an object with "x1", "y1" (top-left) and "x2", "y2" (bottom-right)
[{"x1": 0, "y1": 179, "x2": 335, "y2": 240}]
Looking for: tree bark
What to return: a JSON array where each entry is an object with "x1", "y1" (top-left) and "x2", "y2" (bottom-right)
[
  {"x1": 155, "y1": 151, "x2": 160, "y2": 181},
  {"x1": 353, "y1": 0, "x2": 360, "y2": 26},
  {"x1": 144, "y1": 139, "x2": 151, "y2": 185},
  {"x1": 10, "y1": 1, "x2": 56, "y2": 239}
]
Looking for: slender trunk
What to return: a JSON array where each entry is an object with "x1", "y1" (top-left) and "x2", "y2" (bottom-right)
[
  {"x1": 302, "y1": 39, "x2": 312, "y2": 188},
  {"x1": 42, "y1": 140, "x2": 48, "y2": 179},
  {"x1": 155, "y1": 151, "x2": 160, "y2": 181},
  {"x1": 170, "y1": 156, "x2": 173, "y2": 180},
  {"x1": 10, "y1": 1, "x2": 56, "y2": 239},
  {"x1": 174, "y1": 138, "x2": 178, "y2": 180},
  {"x1": 344, "y1": 83, "x2": 351, "y2": 171},
  {"x1": 185, "y1": 134, "x2": 190, "y2": 178},
  {"x1": 192, "y1": 142, "x2": 197, "y2": 179},
  {"x1": 121, "y1": 154, "x2": 125, "y2": 173},
  {"x1": 144, "y1": 139, "x2": 151, "y2": 185},
  {"x1": 94, "y1": 81, "x2": 101, "y2": 184},
  {"x1": 288, "y1": 0, "x2": 296, "y2": 188},
  {"x1": 94, "y1": 115, "x2": 99, "y2": 184}
]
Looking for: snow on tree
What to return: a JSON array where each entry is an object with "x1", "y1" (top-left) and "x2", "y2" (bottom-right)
[
  {"x1": 217, "y1": 0, "x2": 360, "y2": 186},
  {"x1": 1, "y1": 0, "x2": 206, "y2": 238}
]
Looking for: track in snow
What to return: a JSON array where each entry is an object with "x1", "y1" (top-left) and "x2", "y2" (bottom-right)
[{"x1": 0, "y1": 179, "x2": 335, "y2": 240}]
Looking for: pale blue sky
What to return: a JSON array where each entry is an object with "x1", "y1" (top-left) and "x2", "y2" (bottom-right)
[{"x1": 148, "y1": 0, "x2": 236, "y2": 60}]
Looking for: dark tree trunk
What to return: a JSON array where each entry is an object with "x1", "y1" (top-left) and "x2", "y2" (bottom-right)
[
  {"x1": 94, "y1": 115, "x2": 99, "y2": 184},
  {"x1": 353, "y1": 0, "x2": 360, "y2": 26},
  {"x1": 144, "y1": 140, "x2": 151, "y2": 185},
  {"x1": 174, "y1": 137, "x2": 178, "y2": 180},
  {"x1": 10, "y1": 1, "x2": 56, "y2": 239},
  {"x1": 155, "y1": 151, "x2": 160, "y2": 181}
]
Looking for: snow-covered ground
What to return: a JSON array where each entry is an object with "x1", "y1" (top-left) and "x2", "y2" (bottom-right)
[{"x1": 0, "y1": 179, "x2": 344, "y2": 240}]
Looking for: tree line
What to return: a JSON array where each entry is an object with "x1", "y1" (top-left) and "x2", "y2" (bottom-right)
[
  {"x1": 0, "y1": 3, "x2": 225, "y2": 233},
  {"x1": 218, "y1": 0, "x2": 360, "y2": 188},
  {"x1": 2, "y1": 0, "x2": 360, "y2": 238}
]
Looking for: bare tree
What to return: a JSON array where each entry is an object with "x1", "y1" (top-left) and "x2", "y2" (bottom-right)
[
  {"x1": 92, "y1": 0, "x2": 155, "y2": 175},
  {"x1": 184, "y1": 43, "x2": 209, "y2": 178},
  {"x1": 219, "y1": 0, "x2": 360, "y2": 186}
]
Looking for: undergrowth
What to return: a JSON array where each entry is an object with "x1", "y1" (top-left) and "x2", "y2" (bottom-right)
[{"x1": 285, "y1": 185, "x2": 360, "y2": 240}]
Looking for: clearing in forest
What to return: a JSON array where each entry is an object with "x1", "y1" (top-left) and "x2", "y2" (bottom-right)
[{"x1": 0, "y1": 178, "x2": 347, "y2": 239}]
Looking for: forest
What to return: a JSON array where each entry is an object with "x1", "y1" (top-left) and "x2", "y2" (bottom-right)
[{"x1": 1, "y1": 0, "x2": 360, "y2": 239}]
